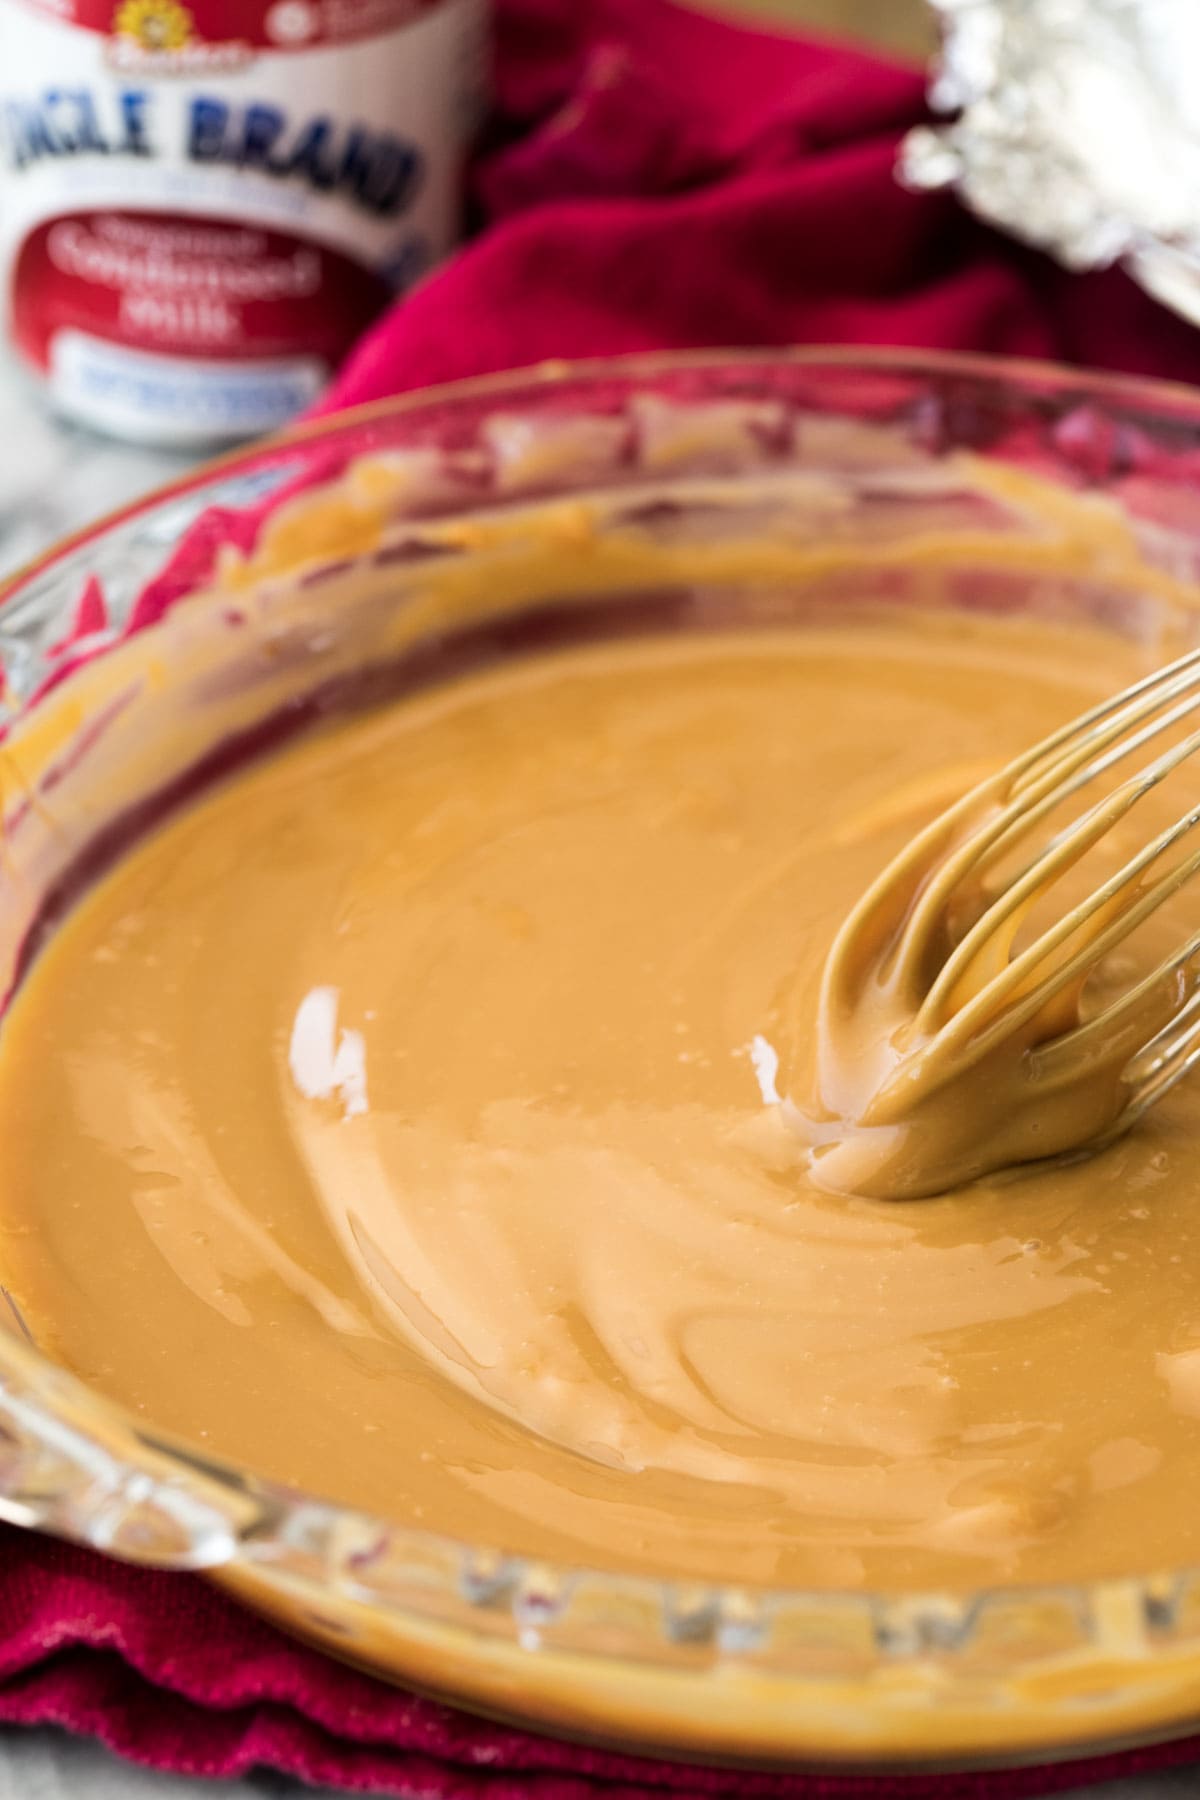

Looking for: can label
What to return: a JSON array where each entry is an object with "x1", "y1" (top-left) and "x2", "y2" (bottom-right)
[{"x1": 0, "y1": 0, "x2": 486, "y2": 442}]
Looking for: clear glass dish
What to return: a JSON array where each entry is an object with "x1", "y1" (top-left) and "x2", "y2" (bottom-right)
[{"x1": 6, "y1": 350, "x2": 1200, "y2": 1772}]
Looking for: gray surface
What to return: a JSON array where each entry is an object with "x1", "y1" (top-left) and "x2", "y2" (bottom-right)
[
  {"x1": 0, "y1": 346, "x2": 1198, "y2": 1796},
  {"x1": 0, "y1": 1731, "x2": 360, "y2": 1798},
  {"x1": 0, "y1": 1725, "x2": 1199, "y2": 1800}
]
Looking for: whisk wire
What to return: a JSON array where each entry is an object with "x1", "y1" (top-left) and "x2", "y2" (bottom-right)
[
  {"x1": 917, "y1": 736, "x2": 1200, "y2": 1033},
  {"x1": 1041, "y1": 923, "x2": 1200, "y2": 1073},
  {"x1": 878, "y1": 676, "x2": 1200, "y2": 996},
  {"x1": 837, "y1": 640, "x2": 1200, "y2": 1157}
]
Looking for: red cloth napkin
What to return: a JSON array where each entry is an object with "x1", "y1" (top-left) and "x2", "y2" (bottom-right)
[
  {"x1": 321, "y1": 0, "x2": 1200, "y2": 414},
  {"x1": 12, "y1": 2, "x2": 1200, "y2": 1793},
  {"x1": 7, "y1": 1528, "x2": 1200, "y2": 1797}
]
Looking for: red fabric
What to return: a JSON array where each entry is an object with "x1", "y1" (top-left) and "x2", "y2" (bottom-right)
[
  {"x1": 5, "y1": 1527, "x2": 1200, "y2": 1797},
  {"x1": 320, "y1": 0, "x2": 1200, "y2": 415},
  {"x1": 12, "y1": 2, "x2": 1200, "y2": 1793}
]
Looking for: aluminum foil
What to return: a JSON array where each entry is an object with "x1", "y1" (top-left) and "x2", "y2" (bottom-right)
[{"x1": 901, "y1": 0, "x2": 1200, "y2": 328}]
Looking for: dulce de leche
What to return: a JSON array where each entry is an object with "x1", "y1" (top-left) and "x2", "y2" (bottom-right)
[{"x1": 4, "y1": 546, "x2": 1200, "y2": 1602}]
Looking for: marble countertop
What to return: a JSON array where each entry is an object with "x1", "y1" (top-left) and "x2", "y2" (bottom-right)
[
  {"x1": 0, "y1": 353, "x2": 199, "y2": 578},
  {"x1": 0, "y1": 344, "x2": 1197, "y2": 1800}
]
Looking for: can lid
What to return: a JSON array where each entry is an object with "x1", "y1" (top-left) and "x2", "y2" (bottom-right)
[{"x1": 15, "y1": 0, "x2": 454, "y2": 52}]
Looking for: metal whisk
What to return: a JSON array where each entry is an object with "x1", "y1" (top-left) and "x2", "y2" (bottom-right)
[{"x1": 805, "y1": 642, "x2": 1200, "y2": 1199}]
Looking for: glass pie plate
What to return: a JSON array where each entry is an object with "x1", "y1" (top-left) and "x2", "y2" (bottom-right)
[{"x1": 7, "y1": 349, "x2": 1200, "y2": 1773}]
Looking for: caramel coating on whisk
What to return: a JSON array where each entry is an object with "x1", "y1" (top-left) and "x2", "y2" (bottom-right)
[{"x1": 796, "y1": 649, "x2": 1200, "y2": 1198}]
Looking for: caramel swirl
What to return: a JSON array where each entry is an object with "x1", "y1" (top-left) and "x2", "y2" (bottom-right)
[{"x1": 5, "y1": 609, "x2": 1200, "y2": 1593}]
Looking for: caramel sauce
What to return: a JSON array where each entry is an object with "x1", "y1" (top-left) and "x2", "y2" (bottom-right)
[{"x1": 3, "y1": 604, "x2": 1200, "y2": 1593}]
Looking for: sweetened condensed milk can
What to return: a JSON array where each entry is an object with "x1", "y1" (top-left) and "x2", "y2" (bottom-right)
[{"x1": 0, "y1": 0, "x2": 486, "y2": 443}]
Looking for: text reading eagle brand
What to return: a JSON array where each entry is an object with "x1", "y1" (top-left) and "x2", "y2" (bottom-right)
[{"x1": 2, "y1": 89, "x2": 423, "y2": 218}]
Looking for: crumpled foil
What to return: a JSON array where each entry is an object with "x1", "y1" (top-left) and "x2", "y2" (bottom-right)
[{"x1": 901, "y1": 0, "x2": 1200, "y2": 328}]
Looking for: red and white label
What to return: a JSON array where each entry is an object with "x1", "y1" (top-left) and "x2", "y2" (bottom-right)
[{"x1": 0, "y1": 0, "x2": 486, "y2": 442}]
